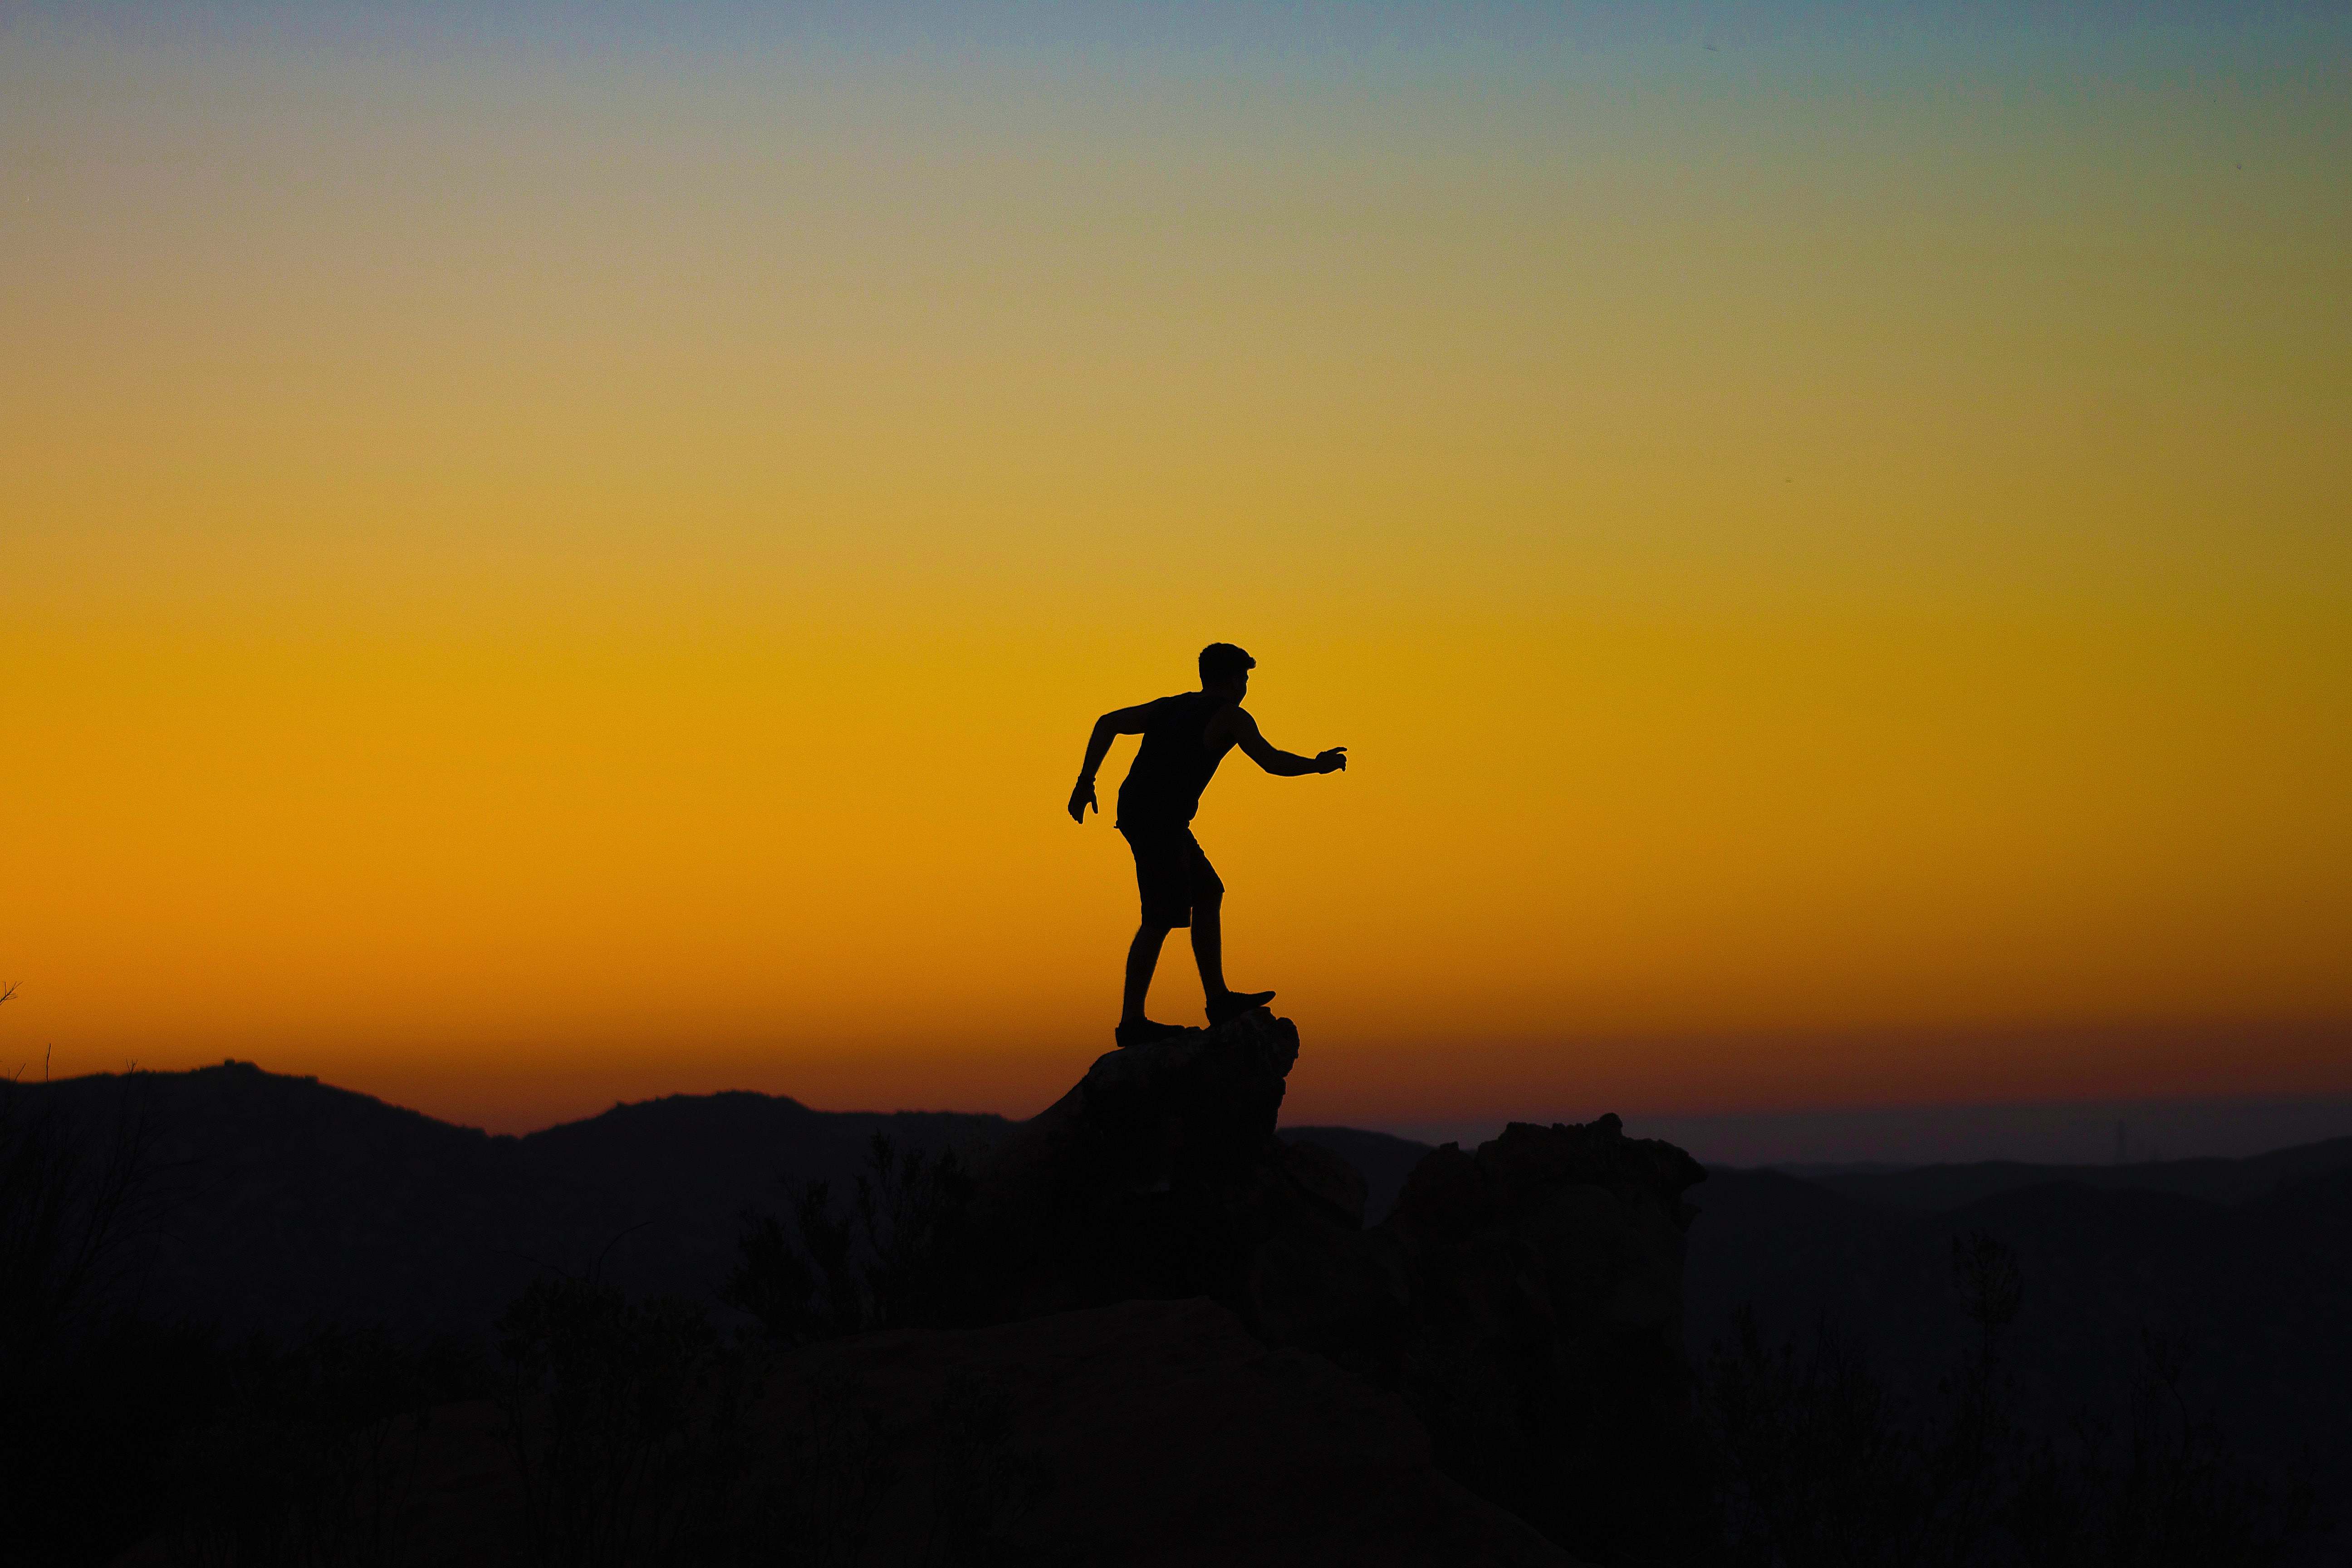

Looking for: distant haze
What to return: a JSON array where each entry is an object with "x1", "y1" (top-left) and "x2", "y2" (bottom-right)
[{"x1": 3, "y1": 2, "x2": 2347, "y2": 1132}]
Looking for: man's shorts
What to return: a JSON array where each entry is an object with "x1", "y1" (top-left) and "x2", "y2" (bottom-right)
[{"x1": 1117, "y1": 822, "x2": 1224, "y2": 929}]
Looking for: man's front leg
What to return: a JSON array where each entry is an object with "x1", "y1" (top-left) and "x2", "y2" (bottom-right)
[
  {"x1": 1123, "y1": 923, "x2": 1171, "y2": 1025},
  {"x1": 1193, "y1": 893, "x2": 1275, "y2": 1025}
]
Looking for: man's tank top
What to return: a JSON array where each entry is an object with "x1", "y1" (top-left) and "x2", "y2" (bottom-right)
[{"x1": 1116, "y1": 691, "x2": 1238, "y2": 827}]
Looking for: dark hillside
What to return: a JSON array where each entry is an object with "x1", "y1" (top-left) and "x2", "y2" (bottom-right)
[
  {"x1": 17, "y1": 1062, "x2": 1011, "y2": 1335},
  {"x1": 1680, "y1": 1166, "x2": 1901, "y2": 1337},
  {"x1": 1684, "y1": 1150, "x2": 2352, "y2": 1524},
  {"x1": 510, "y1": 1090, "x2": 1012, "y2": 1314}
]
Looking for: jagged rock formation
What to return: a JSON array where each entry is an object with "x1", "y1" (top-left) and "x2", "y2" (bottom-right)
[
  {"x1": 946, "y1": 1010, "x2": 1355, "y2": 1320},
  {"x1": 947, "y1": 1009, "x2": 1708, "y2": 1563},
  {"x1": 1369, "y1": 1117, "x2": 1709, "y2": 1560}
]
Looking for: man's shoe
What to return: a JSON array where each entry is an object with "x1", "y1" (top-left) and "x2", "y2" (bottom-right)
[
  {"x1": 1205, "y1": 989, "x2": 1276, "y2": 1026},
  {"x1": 1114, "y1": 1018, "x2": 1187, "y2": 1049}
]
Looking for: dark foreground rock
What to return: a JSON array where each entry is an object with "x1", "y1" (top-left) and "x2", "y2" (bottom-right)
[
  {"x1": 114, "y1": 1298, "x2": 1578, "y2": 1568},
  {"x1": 946, "y1": 1009, "x2": 1709, "y2": 1563},
  {"x1": 771, "y1": 1296, "x2": 1580, "y2": 1567},
  {"x1": 1370, "y1": 1117, "x2": 1709, "y2": 1560},
  {"x1": 946, "y1": 1010, "x2": 1347, "y2": 1321}
]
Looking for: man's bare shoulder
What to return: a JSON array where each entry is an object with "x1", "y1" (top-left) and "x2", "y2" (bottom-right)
[{"x1": 1207, "y1": 704, "x2": 1263, "y2": 752}]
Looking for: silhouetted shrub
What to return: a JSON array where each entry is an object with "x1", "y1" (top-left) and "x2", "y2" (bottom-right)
[
  {"x1": 2, "y1": 1314, "x2": 219, "y2": 1568},
  {"x1": 724, "y1": 1369, "x2": 894, "y2": 1568},
  {"x1": 728, "y1": 1183, "x2": 862, "y2": 1347},
  {"x1": 492, "y1": 1269, "x2": 1056, "y2": 1568},
  {"x1": 1701, "y1": 1231, "x2": 2317, "y2": 1568},
  {"x1": 2001, "y1": 1335, "x2": 2319, "y2": 1568},
  {"x1": 916, "y1": 1370, "x2": 1053, "y2": 1568},
  {"x1": 495, "y1": 1276, "x2": 755, "y2": 1568},
  {"x1": 725, "y1": 1133, "x2": 974, "y2": 1345},
  {"x1": 734, "y1": 1365, "x2": 1055, "y2": 1568},
  {"x1": 161, "y1": 1327, "x2": 484, "y2": 1568},
  {"x1": 0, "y1": 1064, "x2": 152, "y2": 1358},
  {"x1": 0, "y1": 1067, "x2": 207, "y2": 1567}
]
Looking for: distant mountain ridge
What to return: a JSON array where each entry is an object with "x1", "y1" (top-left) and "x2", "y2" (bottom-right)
[
  {"x1": 1787, "y1": 1136, "x2": 2352, "y2": 1210},
  {"x1": 23, "y1": 1058, "x2": 2352, "y2": 1516},
  {"x1": 19, "y1": 1059, "x2": 1014, "y2": 1335},
  {"x1": 15, "y1": 1063, "x2": 1455, "y2": 1335}
]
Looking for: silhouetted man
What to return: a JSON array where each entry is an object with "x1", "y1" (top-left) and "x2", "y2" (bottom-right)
[{"x1": 1069, "y1": 643, "x2": 1348, "y2": 1047}]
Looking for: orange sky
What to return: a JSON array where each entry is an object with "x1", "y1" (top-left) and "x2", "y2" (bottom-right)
[{"x1": 3, "y1": 5, "x2": 2347, "y2": 1132}]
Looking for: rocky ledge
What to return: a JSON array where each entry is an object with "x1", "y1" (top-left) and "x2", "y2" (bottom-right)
[{"x1": 941, "y1": 1009, "x2": 1708, "y2": 1562}]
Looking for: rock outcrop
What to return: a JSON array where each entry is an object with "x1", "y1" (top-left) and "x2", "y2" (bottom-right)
[
  {"x1": 946, "y1": 1010, "x2": 1355, "y2": 1321},
  {"x1": 948, "y1": 1009, "x2": 1708, "y2": 1563},
  {"x1": 1370, "y1": 1117, "x2": 1710, "y2": 1561}
]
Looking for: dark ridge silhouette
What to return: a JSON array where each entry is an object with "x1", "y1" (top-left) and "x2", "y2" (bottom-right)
[
  {"x1": 12, "y1": 1033, "x2": 2342, "y2": 1564},
  {"x1": 12, "y1": 1060, "x2": 1010, "y2": 1335},
  {"x1": 1787, "y1": 1134, "x2": 2352, "y2": 1210}
]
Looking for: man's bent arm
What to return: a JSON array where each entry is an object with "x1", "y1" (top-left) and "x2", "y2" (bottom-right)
[
  {"x1": 1230, "y1": 710, "x2": 1347, "y2": 777},
  {"x1": 1070, "y1": 704, "x2": 1156, "y2": 820}
]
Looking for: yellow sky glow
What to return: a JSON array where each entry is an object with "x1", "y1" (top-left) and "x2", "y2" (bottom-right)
[{"x1": 4, "y1": 14, "x2": 2347, "y2": 1131}]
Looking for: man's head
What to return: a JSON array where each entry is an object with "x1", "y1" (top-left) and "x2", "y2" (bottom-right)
[{"x1": 1199, "y1": 642, "x2": 1255, "y2": 699}]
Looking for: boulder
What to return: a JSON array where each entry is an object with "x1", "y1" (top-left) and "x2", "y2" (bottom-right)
[
  {"x1": 946, "y1": 1010, "x2": 1334, "y2": 1323},
  {"x1": 1374, "y1": 1118, "x2": 1708, "y2": 1562},
  {"x1": 950, "y1": 1009, "x2": 1709, "y2": 1563}
]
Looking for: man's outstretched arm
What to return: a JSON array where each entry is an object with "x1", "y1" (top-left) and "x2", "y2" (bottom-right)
[
  {"x1": 1069, "y1": 704, "x2": 1156, "y2": 822},
  {"x1": 1228, "y1": 709, "x2": 1347, "y2": 778}
]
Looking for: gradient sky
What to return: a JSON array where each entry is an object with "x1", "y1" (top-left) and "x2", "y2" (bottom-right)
[{"x1": 4, "y1": 1, "x2": 2347, "y2": 1136}]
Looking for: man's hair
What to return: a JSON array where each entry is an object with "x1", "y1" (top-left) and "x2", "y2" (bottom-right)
[{"x1": 1199, "y1": 642, "x2": 1256, "y2": 685}]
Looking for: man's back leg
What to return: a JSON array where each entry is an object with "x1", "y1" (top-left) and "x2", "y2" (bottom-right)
[{"x1": 1117, "y1": 923, "x2": 1188, "y2": 1046}]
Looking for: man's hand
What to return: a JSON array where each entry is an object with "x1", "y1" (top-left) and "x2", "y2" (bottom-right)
[
  {"x1": 1315, "y1": 747, "x2": 1348, "y2": 774},
  {"x1": 1068, "y1": 777, "x2": 1098, "y2": 823}
]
